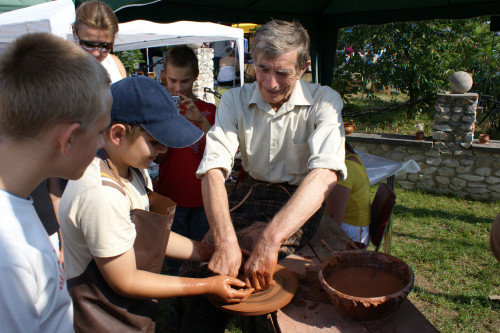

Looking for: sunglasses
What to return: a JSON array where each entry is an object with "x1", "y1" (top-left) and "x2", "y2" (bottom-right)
[{"x1": 75, "y1": 32, "x2": 113, "y2": 53}]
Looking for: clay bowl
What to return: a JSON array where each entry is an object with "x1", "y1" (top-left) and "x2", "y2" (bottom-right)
[
  {"x1": 318, "y1": 251, "x2": 414, "y2": 322},
  {"x1": 415, "y1": 131, "x2": 425, "y2": 141},
  {"x1": 344, "y1": 122, "x2": 355, "y2": 135},
  {"x1": 478, "y1": 133, "x2": 490, "y2": 144}
]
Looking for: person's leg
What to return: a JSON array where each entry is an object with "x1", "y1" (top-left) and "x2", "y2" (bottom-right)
[
  {"x1": 340, "y1": 223, "x2": 370, "y2": 245},
  {"x1": 166, "y1": 206, "x2": 190, "y2": 276},
  {"x1": 188, "y1": 206, "x2": 210, "y2": 242}
]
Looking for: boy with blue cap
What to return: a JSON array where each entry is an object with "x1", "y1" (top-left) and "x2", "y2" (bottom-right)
[{"x1": 59, "y1": 76, "x2": 252, "y2": 332}]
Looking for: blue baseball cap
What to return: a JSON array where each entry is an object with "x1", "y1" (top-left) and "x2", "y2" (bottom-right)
[{"x1": 110, "y1": 76, "x2": 203, "y2": 148}]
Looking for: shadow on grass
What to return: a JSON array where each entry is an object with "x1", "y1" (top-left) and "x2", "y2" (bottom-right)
[
  {"x1": 394, "y1": 206, "x2": 494, "y2": 225},
  {"x1": 412, "y1": 286, "x2": 500, "y2": 310}
]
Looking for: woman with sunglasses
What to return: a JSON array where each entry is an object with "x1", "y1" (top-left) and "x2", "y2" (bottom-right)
[{"x1": 73, "y1": 0, "x2": 126, "y2": 83}]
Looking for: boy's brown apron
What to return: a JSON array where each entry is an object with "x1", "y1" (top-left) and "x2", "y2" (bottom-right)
[{"x1": 68, "y1": 153, "x2": 176, "y2": 333}]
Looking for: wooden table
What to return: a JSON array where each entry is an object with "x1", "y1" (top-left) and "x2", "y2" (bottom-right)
[{"x1": 275, "y1": 213, "x2": 438, "y2": 333}]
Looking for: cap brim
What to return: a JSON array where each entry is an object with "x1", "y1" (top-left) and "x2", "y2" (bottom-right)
[{"x1": 142, "y1": 114, "x2": 204, "y2": 148}]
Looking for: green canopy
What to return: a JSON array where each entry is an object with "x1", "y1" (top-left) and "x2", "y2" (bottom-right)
[
  {"x1": 0, "y1": 0, "x2": 53, "y2": 14},
  {"x1": 96, "y1": 0, "x2": 500, "y2": 85}
]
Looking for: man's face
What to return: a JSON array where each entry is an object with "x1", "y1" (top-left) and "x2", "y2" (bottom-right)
[
  {"x1": 163, "y1": 64, "x2": 196, "y2": 99},
  {"x1": 254, "y1": 50, "x2": 304, "y2": 109}
]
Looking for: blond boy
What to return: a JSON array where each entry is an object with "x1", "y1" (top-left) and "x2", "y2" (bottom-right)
[{"x1": 0, "y1": 33, "x2": 111, "y2": 331}]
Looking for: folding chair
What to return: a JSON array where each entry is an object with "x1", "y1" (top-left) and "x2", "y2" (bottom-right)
[{"x1": 369, "y1": 183, "x2": 396, "y2": 252}]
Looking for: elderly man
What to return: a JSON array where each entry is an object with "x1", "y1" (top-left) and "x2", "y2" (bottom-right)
[
  {"x1": 197, "y1": 19, "x2": 347, "y2": 288},
  {"x1": 179, "y1": 19, "x2": 346, "y2": 332}
]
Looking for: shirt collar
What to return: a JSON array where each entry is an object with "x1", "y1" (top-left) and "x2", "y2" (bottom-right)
[{"x1": 248, "y1": 79, "x2": 314, "y2": 114}]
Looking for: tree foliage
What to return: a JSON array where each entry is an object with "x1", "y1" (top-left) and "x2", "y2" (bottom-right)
[
  {"x1": 115, "y1": 49, "x2": 145, "y2": 75},
  {"x1": 333, "y1": 17, "x2": 500, "y2": 117}
]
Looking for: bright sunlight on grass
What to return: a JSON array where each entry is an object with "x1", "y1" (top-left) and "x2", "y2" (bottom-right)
[{"x1": 388, "y1": 187, "x2": 500, "y2": 333}]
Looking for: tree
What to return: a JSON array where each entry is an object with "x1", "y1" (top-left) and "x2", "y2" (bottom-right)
[
  {"x1": 115, "y1": 49, "x2": 145, "y2": 75},
  {"x1": 333, "y1": 17, "x2": 500, "y2": 117}
]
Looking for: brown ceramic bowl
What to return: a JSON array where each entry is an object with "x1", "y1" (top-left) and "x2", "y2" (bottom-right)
[
  {"x1": 344, "y1": 122, "x2": 355, "y2": 135},
  {"x1": 478, "y1": 133, "x2": 490, "y2": 144},
  {"x1": 318, "y1": 251, "x2": 414, "y2": 322}
]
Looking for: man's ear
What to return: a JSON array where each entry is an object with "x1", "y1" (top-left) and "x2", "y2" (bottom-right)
[
  {"x1": 297, "y1": 59, "x2": 312, "y2": 79},
  {"x1": 109, "y1": 124, "x2": 127, "y2": 146},
  {"x1": 58, "y1": 123, "x2": 81, "y2": 157}
]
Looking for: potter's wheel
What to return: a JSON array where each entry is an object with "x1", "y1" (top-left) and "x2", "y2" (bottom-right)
[{"x1": 209, "y1": 264, "x2": 298, "y2": 316}]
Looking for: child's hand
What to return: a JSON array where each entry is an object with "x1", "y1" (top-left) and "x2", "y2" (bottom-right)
[
  {"x1": 178, "y1": 93, "x2": 204, "y2": 123},
  {"x1": 206, "y1": 276, "x2": 254, "y2": 304}
]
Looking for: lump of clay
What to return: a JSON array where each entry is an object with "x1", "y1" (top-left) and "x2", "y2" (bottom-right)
[{"x1": 449, "y1": 71, "x2": 473, "y2": 94}]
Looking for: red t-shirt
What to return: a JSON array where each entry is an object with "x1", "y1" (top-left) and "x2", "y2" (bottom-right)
[{"x1": 156, "y1": 99, "x2": 216, "y2": 207}]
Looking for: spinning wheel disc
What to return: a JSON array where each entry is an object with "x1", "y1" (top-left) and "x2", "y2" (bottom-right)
[{"x1": 209, "y1": 264, "x2": 298, "y2": 316}]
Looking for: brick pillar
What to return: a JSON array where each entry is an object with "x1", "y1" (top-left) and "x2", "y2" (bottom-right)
[
  {"x1": 432, "y1": 93, "x2": 478, "y2": 150},
  {"x1": 192, "y1": 48, "x2": 215, "y2": 105}
]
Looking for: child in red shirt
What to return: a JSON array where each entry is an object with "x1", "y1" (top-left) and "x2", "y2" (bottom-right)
[{"x1": 157, "y1": 45, "x2": 216, "y2": 274}]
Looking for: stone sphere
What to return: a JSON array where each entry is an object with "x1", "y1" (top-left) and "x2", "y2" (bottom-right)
[{"x1": 449, "y1": 71, "x2": 473, "y2": 94}]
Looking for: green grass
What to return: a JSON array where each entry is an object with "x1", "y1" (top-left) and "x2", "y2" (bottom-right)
[{"x1": 386, "y1": 187, "x2": 500, "y2": 333}]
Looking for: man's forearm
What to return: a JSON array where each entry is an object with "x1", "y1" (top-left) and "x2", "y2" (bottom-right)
[
  {"x1": 261, "y1": 168, "x2": 338, "y2": 244},
  {"x1": 201, "y1": 168, "x2": 238, "y2": 246}
]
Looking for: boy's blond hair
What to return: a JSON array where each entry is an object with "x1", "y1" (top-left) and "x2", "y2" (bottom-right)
[{"x1": 0, "y1": 33, "x2": 110, "y2": 141}]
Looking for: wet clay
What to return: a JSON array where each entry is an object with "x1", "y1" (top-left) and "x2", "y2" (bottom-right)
[
  {"x1": 209, "y1": 264, "x2": 298, "y2": 316},
  {"x1": 319, "y1": 251, "x2": 414, "y2": 322},
  {"x1": 326, "y1": 268, "x2": 405, "y2": 297}
]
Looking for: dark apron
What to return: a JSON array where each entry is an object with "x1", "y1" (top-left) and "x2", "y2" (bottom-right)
[{"x1": 68, "y1": 153, "x2": 175, "y2": 333}]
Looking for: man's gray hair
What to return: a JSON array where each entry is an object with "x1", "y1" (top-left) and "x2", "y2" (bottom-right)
[{"x1": 251, "y1": 20, "x2": 310, "y2": 71}]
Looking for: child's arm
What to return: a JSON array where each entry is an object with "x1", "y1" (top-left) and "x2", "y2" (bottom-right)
[
  {"x1": 95, "y1": 248, "x2": 253, "y2": 302},
  {"x1": 165, "y1": 231, "x2": 214, "y2": 261}
]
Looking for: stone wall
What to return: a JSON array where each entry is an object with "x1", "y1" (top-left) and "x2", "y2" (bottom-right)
[
  {"x1": 347, "y1": 92, "x2": 500, "y2": 201},
  {"x1": 193, "y1": 48, "x2": 215, "y2": 105}
]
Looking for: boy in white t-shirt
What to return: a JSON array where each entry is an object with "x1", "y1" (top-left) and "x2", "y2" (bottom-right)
[
  {"x1": 0, "y1": 33, "x2": 112, "y2": 332},
  {"x1": 59, "y1": 76, "x2": 253, "y2": 332}
]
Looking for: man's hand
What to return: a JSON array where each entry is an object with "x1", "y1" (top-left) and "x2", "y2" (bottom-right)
[
  {"x1": 208, "y1": 240, "x2": 242, "y2": 278},
  {"x1": 243, "y1": 238, "x2": 281, "y2": 291}
]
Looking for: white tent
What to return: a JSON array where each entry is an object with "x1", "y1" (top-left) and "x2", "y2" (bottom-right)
[
  {"x1": 0, "y1": 0, "x2": 245, "y2": 84},
  {"x1": 115, "y1": 20, "x2": 245, "y2": 85},
  {"x1": 0, "y1": 0, "x2": 74, "y2": 51}
]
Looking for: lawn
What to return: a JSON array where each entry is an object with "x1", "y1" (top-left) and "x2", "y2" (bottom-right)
[{"x1": 385, "y1": 187, "x2": 500, "y2": 333}]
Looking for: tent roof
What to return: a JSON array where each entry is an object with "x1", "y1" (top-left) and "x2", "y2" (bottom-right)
[
  {"x1": 114, "y1": 20, "x2": 244, "y2": 51},
  {"x1": 0, "y1": 0, "x2": 74, "y2": 50},
  {"x1": 107, "y1": 0, "x2": 500, "y2": 26},
  {"x1": 0, "y1": 0, "x2": 51, "y2": 14}
]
